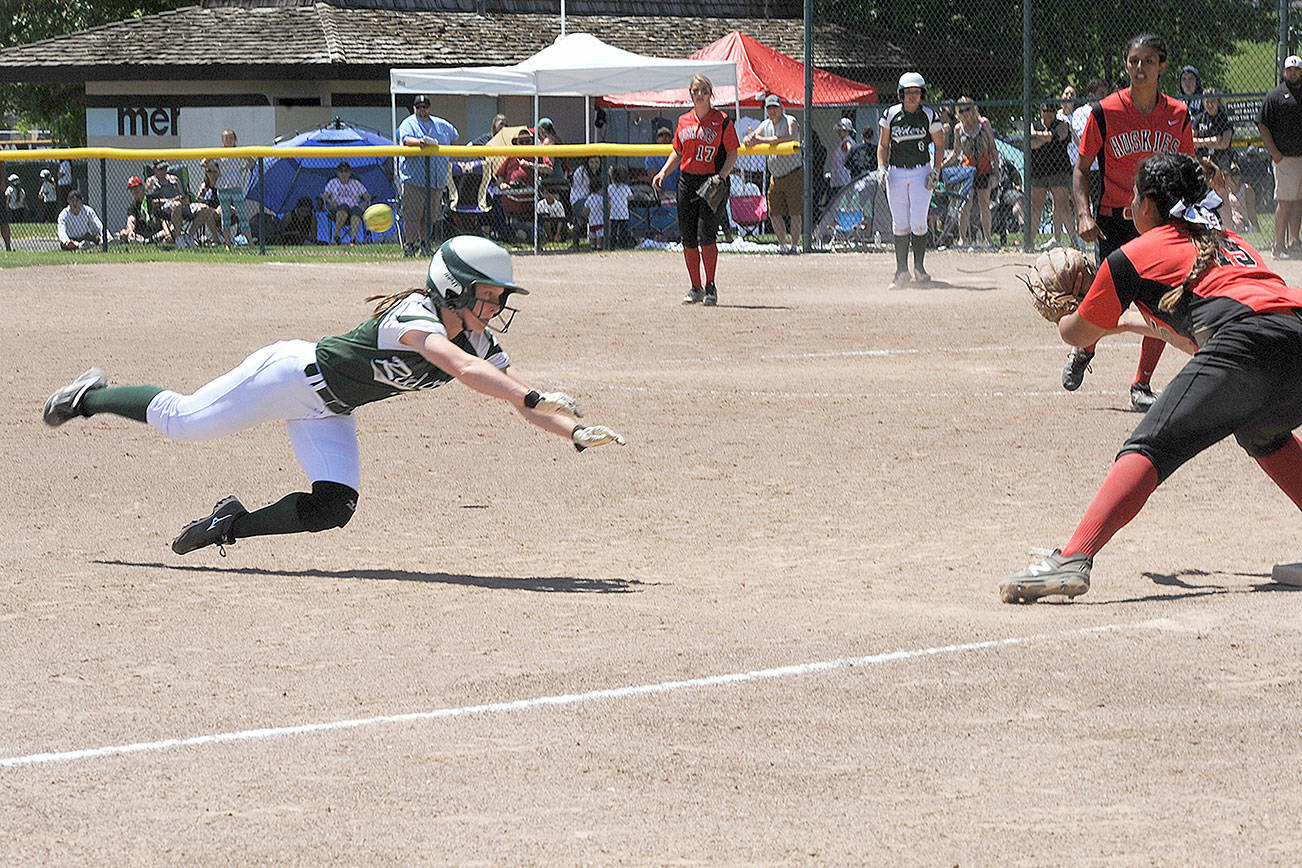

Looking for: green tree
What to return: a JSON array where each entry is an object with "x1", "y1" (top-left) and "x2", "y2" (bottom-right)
[{"x1": 1, "y1": 1, "x2": 187, "y2": 145}]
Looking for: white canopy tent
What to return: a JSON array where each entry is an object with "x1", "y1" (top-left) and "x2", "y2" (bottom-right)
[
  {"x1": 390, "y1": 33, "x2": 739, "y2": 144},
  {"x1": 390, "y1": 33, "x2": 738, "y2": 252}
]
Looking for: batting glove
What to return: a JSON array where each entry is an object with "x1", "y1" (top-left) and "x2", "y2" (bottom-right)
[
  {"x1": 876, "y1": 166, "x2": 888, "y2": 188},
  {"x1": 924, "y1": 168, "x2": 940, "y2": 191},
  {"x1": 524, "y1": 389, "x2": 583, "y2": 418},
  {"x1": 572, "y1": 424, "x2": 626, "y2": 451}
]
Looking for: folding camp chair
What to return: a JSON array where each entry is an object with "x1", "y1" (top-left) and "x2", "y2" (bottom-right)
[
  {"x1": 830, "y1": 207, "x2": 865, "y2": 250},
  {"x1": 729, "y1": 194, "x2": 768, "y2": 238}
]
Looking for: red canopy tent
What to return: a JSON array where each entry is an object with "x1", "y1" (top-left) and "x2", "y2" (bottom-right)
[{"x1": 601, "y1": 31, "x2": 876, "y2": 108}]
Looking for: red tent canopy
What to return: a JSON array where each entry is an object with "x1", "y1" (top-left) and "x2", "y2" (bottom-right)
[{"x1": 601, "y1": 31, "x2": 876, "y2": 108}]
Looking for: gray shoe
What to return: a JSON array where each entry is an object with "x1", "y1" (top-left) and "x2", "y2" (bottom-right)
[
  {"x1": 889, "y1": 271, "x2": 911, "y2": 289},
  {"x1": 703, "y1": 281, "x2": 718, "y2": 306},
  {"x1": 1129, "y1": 382, "x2": 1158, "y2": 412},
  {"x1": 681, "y1": 286, "x2": 704, "y2": 304},
  {"x1": 42, "y1": 367, "x2": 107, "y2": 427},
  {"x1": 172, "y1": 496, "x2": 248, "y2": 556},
  {"x1": 1061, "y1": 347, "x2": 1094, "y2": 391},
  {"x1": 999, "y1": 549, "x2": 1093, "y2": 603}
]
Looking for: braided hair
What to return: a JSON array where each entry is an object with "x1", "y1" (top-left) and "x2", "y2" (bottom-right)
[{"x1": 1134, "y1": 152, "x2": 1223, "y2": 312}]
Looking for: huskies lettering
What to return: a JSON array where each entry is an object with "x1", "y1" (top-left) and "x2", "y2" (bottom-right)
[
  {"x1": 1109, "y1": 129, "x2": 1181, "y2": 159},
  {"x1": 371, "y1": 356, "x2": 430, "y2": 390},
  {"x1": 680, "y1": 125, "x2": 720, "y2": 146}
]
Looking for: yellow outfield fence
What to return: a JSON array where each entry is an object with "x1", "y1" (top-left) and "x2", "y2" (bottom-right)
[{"x1": 1, "y1": 141, "x2": 800, "y2": 257}]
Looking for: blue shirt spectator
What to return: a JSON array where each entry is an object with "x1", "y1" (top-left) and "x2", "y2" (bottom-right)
[
  {"x1": 644, "y1": 126, "x2": 679, "y2": 198},
  {"x1": 396, "y1": 95, "x2": 459, "y2": 189}
]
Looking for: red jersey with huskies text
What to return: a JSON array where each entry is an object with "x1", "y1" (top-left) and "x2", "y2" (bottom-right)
[
  {"x1": 1078, "y1": 90, "x2": 1194, "y2": 209},
  {"x1": 1077, "y1": 224, "x2": 1302, "y2": 347},
  {"x1": 674, "y1": 108, "x2": 739, "y2": 175}
]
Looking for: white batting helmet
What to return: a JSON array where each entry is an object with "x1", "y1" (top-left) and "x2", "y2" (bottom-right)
[
  {"x1": 897, "y1": 72, "x2": 927, "y2": 100},
  {"x1": 426, "y1": 235, "x2": 528, "y2": 310}
]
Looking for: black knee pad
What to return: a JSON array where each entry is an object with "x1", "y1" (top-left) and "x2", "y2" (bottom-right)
[{"x1": 297, "y1": 481, "x2": 358, "y2": 532}]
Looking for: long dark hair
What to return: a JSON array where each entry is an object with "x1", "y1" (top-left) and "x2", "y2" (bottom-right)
[
  {"x1": 1125, "y1": 33, "x2": 1169, "y2": 65},
  {"x1": 366, "y1": 288, "x2": 428, "y2": 318},
  {"x1": 1134, "y1": 152, "x2": 1222, "y2": 312}
]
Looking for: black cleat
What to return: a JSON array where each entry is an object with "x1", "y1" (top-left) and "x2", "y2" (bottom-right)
[
  {"x1": 1061, "y1": 348, "x2": 1094, "y2": 391},
  {"x1": 1129, "y1": 382, "x2": 1158, "y2": 412},
  {"x1": 43, "y1": 368, "x2": 107, "y2": 427},
  {"x1": 703, "y1": 281, "x2": 718, "y2": 306},
  {"x1": 172, "y1": 496, "x2": 248, "y2": 556}
]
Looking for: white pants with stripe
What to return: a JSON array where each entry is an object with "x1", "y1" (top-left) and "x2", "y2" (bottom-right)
[
  {"x1": 146, "y1": 340, "x2": 361, "y2": 490},
  {"x1": 885, "y1": 164, "x2": 932, "y2": 236}
]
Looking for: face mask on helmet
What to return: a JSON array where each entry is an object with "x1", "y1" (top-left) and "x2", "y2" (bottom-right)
[{"x1": 426, "y1": 236, "x2": 529, "y2": 331}]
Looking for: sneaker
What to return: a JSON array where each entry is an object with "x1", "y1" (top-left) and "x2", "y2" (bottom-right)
[
  {"x1": 1129, "y1": 382, "x2": 1158, "y2": 412},
  {"x1": 171, "y1": 496, "x2": 248, "y2": 556},
  {"x1": 1061, "y1": 347, "x2": 1095, "y2": 391},
  {"x1": 703, "y1": 281, "x2": 718, "y2": 306},
  {"x1": 42, "y1": 368, "x2": 107, "y2": 427},
  {"x1": 681, "y1": 285, "x2": 704, "y2": 304},
  {"x1": 999, "y1": 549, "x2": 1093, "y2": 603},
  {"x1": 914, "y1": 269, "x2": 932, "y2": 284},
  {"x1": 889, "y1": 271, "x2": 911, "y2": 289},
  {"x1": 1274, "y1": 247, "x2": 1292, "y2": 260}
]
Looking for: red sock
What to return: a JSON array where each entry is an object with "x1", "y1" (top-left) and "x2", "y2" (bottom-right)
[
  {"x1": 1134, "y1": 336, "x2": 1166, "y2": 386},
  {"x1": 701, "y1": 244, "x2": 719, "y2": 283},
  {"x1": 1061, "y1": 453, "x2": 1159, "y2": 558},
  {"x1": 1254, "y1": 436, "x2": 1302, "y2": 511},
  {"x1": 683, "y1": 247, "x2": 702, "y2": 287}
]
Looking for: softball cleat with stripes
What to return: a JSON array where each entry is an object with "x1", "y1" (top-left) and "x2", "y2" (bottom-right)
[
  {"x1": 999, "y1": 550, "x2": 1092, "y2": 604},
  {"x1": 681, "y1": 285, "x2": 704, "y2": 305},
  {"x1": 172, "y1": 496, "x2": 248, "y2": 556},
  {"x1": 42, "y1": 367, "x2": 107, "y2": 426}
]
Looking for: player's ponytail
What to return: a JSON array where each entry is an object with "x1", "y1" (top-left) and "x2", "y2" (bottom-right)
[
  {"x1": 366, "y1": 288, "x2": 427, "y2": 318},
  {"x1": 1135, "y1": 152, "x2": 1224, "y2": 312}
]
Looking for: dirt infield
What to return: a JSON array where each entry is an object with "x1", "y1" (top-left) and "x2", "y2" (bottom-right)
[{"x1": 2, "y1": 250, "x2": 1300, "y2": 863}]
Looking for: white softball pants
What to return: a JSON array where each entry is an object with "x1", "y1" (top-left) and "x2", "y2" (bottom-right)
[
  {"x1": 146, "y1": 340, "x2": 361, "y2": 490},
  {"x1": 885, "y1": 165, "x2": 932, "y2": 236}
]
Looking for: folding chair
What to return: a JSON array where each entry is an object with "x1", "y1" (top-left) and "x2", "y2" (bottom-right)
[
  {"x1": 729, "y1": 195, "x2": 768, "y2": 238},
  {"x1": 830, "y1": 207, "x2": 864, "y2": 250}
]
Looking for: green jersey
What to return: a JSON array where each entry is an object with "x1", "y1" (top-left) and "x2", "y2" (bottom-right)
[{"x1": 315, "y1": 293, "x2": 509, "y2": 410}]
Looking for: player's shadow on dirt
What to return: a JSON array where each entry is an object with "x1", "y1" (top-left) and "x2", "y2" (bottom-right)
[
  {"x1": 1079, "y1": 567, "x2": 1298, "y2": 605},
  {"x1": 94, "y1": 560, "x2": 644, "y2": 593},
  {"x1": 709, "y1": 303, "x2": 792, "y2": 310},
  {"x1": 898, "y1": 279, "x2": 999, "y2": 292}
]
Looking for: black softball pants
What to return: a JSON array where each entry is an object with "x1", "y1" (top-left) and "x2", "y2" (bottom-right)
[{"x1": 678, "y1": 171, "x2": 724, "y2": 249}]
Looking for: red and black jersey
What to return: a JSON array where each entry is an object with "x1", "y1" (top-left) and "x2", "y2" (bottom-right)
[
  {"x1": 1077, "y1": 224, "x2": 1302, "y2": 347},
  {"x1": 674, "y1": 108, "x2": 739, "y2": 175},
  {"x1": 1078, "y1": 90, "x2": 1194, "y2": 209}
]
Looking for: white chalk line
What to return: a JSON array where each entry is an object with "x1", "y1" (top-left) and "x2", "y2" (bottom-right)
[{"x1": 0, "y1": 620, "x2": 1167, "y2": 770}]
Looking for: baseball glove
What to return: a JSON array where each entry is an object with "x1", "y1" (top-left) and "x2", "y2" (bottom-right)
[
  {"x1": 696, "y1": 174, "x2": 727, "y2": 211},
  {"x1": 1019, "y1": 247, "x2": 1095, "y2": 323}
]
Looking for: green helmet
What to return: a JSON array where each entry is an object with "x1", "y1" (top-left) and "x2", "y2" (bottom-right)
[{"x1": 425, "y1": 235, "x2": 528, "y2": 310}]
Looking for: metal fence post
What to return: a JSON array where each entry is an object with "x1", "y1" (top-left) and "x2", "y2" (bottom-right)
[
  {"x1": 257, "y1": 157, "x2": 266, "y2": 256},
  {"x1": 424, "y1": 154, "x2": 431, "y2": 252},
  {"x1": 1021, "y1": 0, "x2": 1034, "y2": 253},
  {"x1": 802, "y1": 0, "x2": 813, "y2": 253},
  {"x1": 99, "y1": 158, "x2": 108, "y2": 252}
]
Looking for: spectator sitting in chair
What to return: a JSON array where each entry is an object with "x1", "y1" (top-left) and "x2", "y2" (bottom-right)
[
  {"x1": 471, "y1": 113, "x2": 509, "y2": 147},
  {"x1": 115, "y1": 176, "x2": 167, "y2": 245},
  {"x1": 536, "y1": 186, "x2": 568, "y2": 244},
  {"x1": 496, "y1": 128, "x2": 553, "y2": 188},
  {"x1": 271, "y1": 196, "x2": 316, "y2": 245},
  {"x1": 56, "y1": 189, "x2": 103, "y2": 251},
  {"x1": 323, "y1": 161, "x2": 372, "y2": 244}
]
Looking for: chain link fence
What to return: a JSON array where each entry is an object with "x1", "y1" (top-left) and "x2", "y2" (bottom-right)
[{"x1": 810, "y1": 0, "x2": 1290, "y2": 251}]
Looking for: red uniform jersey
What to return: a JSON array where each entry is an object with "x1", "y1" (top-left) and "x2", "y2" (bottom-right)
[
  {"x1": 1078, "y1": 90, "x2": 1195, "y2": 209},
  {"x1": 673, "y1": 108, "x2": 739, "y2": 175},
  {"x1": 1078, "y1": 224, "x2": 1302, "y2": 347}
]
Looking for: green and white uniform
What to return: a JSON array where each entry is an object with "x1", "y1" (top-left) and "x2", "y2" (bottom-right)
[
  {"x1": 879, "y1": 104, "x2": 942, "y2": 235},
  {"x1": 145, "y1": 292, "x2": 508, "y2": 491}
]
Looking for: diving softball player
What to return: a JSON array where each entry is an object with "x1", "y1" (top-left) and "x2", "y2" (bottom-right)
[
  {"x1": 653, "y1": 73, "x2": 739, "y2": 307},
  {"x1": 42, "y1": 236, "x2": 625, "y2": 555},
  {"x1": 1067, "y1": 33, "x2": 1195, "y2": 410},
  {"x1": 1001, "y1": 153, "x2": 1302, "y2": 602},
  {"x1": 876, "y1": 72, "x2": 945, "y2": 287}
]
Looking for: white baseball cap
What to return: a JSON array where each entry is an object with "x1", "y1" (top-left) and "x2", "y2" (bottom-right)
[
  {"x1": 1286, "y1": 55, "x2": 1302, "y2": 69},
  {"x1": 763, "y1": 94, "x2": 782, "y2": 108},
  {"x1": 836, "y1": 117, "x2": 854, "y2": 132}
]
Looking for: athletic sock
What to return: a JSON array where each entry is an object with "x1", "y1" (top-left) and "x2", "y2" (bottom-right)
[
  {"x1": 893, "y1": 235, "x2": 909, "y2": 273},
  {"x1": 1061, "y1": 452, "x2": 1160, "y2": 558},
  {"x1": 911, "y1": 233, "x2": 927, "y2": 271},
  {"x1": 683, "y1": 247, "x2": 702, "y2": 288},
  {"x1": 701, "y1": 244, "x2": 719, "y2": 283},
  {"x1": 1134, "y1": 336, "x2": 1166, "y2": 386},
  {"x1": 230, "y1": 492, "x2": 309, "y2": 540},
  {"x1": 81, "y1": 385, "x2": 164, "y2": 423},
  {"x1": 1254, "y1": 436, "x2": 1302, "y2": 511}
]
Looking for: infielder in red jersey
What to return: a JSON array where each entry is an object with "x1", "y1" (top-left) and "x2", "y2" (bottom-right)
[
  {"x1": 1001, "y1": 153, "x2": 1302, "y2": 603},
  {"x1": 653, "y1": 74, "x2": 739, "y2": 307},
  {"x1": 1066, "y1": 33, "x2": 1196, "y2": 412}
]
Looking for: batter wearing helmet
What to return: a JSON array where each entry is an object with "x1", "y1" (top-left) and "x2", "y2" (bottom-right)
[
  {"x1": 42, "y1": 236, "x2": 625, "y2": 556},
  {"x1": 1066, "y1": 33, "x2": 1195, "y2": 411},
  {"x1": 876, "y1": 72, "x2": 945, "y2": 287},
  {"x1": 1001, "y1": 153, "x2": 1302, "y2": 602}
]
